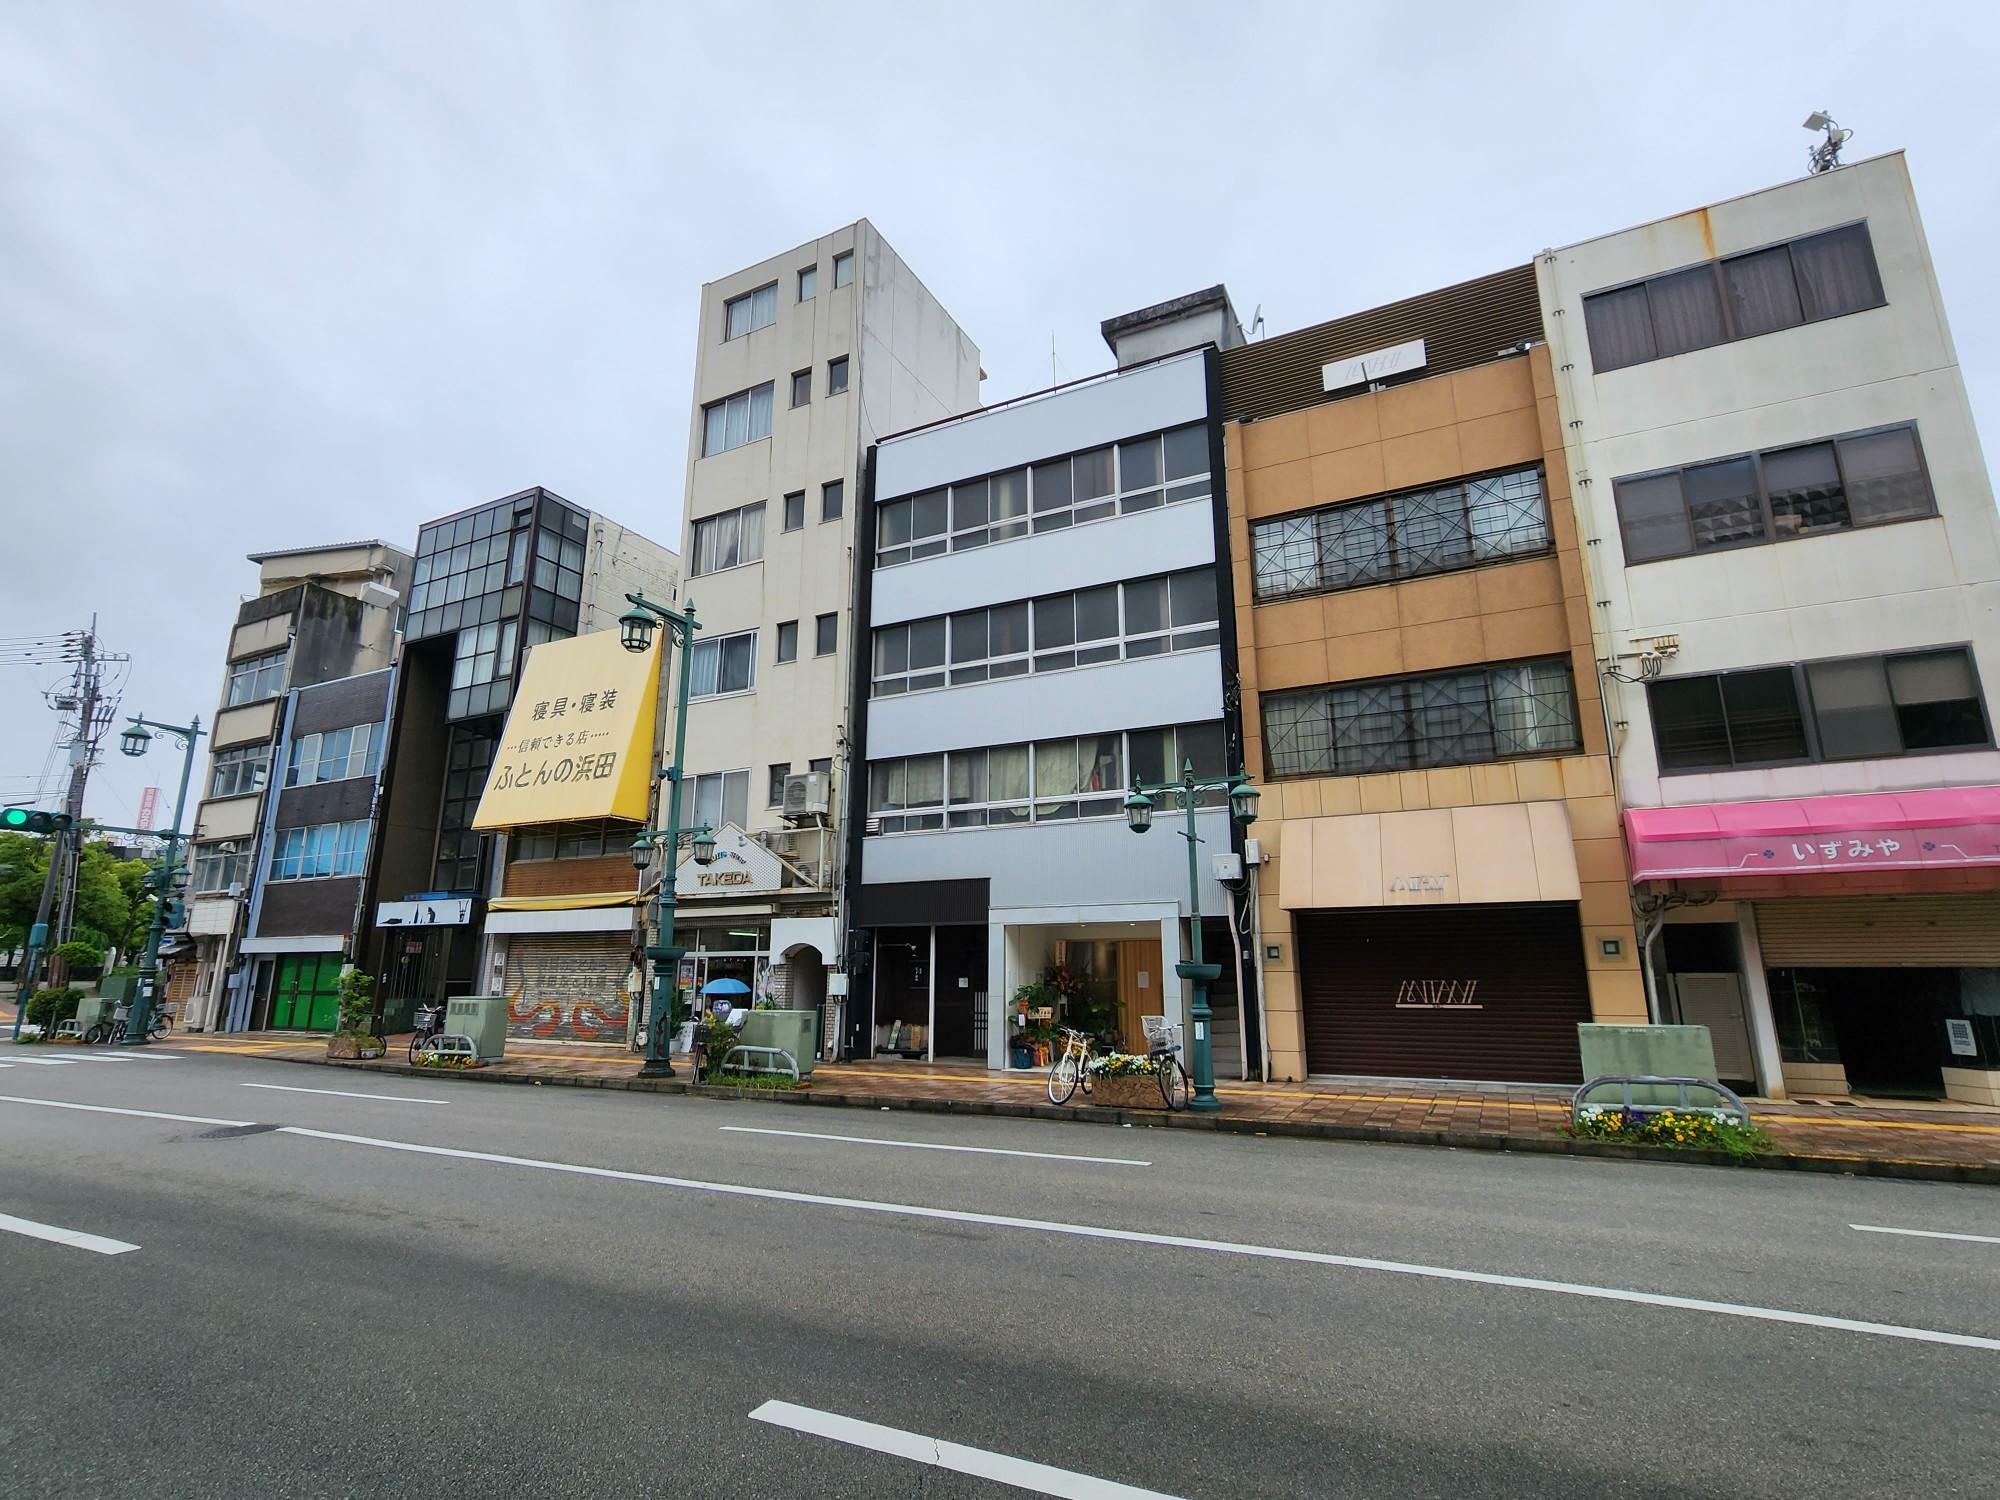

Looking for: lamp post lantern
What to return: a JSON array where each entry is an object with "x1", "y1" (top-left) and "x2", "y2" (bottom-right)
[
  {"x1": 617, "y1": 591, "x2": 715, "y2": 1078},
  {"x1": 116, "y1": 712, "x2": 204, "y2": 1046},
  {"x1": 1125, "y1": 759, "x2": 1259, "y2": 1113}
]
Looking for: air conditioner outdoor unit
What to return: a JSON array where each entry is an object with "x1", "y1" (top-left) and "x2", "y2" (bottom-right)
[{"x1": 783, "y1": 772, "x2": 831, "y2": 821}]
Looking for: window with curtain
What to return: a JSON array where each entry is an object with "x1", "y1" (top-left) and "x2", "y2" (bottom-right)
[
  {"x1": 700, "y1": 383, "x2": 775, "y2": 456},
  {"x1": 690, "y1": 502, "x2": 766, "y2": 575},
  {"x1": 689, "y1": 631, "x2": 757, "y2": 698},
  {"x1": 691, "y1": 769, "x2": 750, "y2": 833},
  {"x1": 723, "y1": 283, "x2": 777, "y2": 340},
  {"x1": 1654, "y1": 647, "x2": 1987, "y2": 771},
  {"x1": 1611, "y1": 423, "x2": 1933, "y2": 564},
  {"x1": 1582, "y1": 222, "x2": 1884, "y2": 373},
  {"x1": 868, "y1": 724, "x2": 1217, "y2": 833}
]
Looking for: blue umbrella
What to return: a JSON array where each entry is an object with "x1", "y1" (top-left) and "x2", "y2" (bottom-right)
[{"x1": 702, "y1": 978, "x2": 752, "y2": 996}]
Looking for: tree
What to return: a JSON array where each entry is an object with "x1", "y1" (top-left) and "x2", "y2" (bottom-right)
[
  {"x1": 69, "y1": 846, "x2": 132, "y2": 951},
  {"x1": 0, "y1": 830, "x2": 53, "y2": 950}
]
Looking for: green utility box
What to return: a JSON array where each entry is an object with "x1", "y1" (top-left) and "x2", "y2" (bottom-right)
[
  {"x1": 738, "y1": 1009, "x2": 818, "y2": 1076},
  {"x1": 99, "y1": 974, "x2": 137, "y2": 1005},
  {"x1": 74, "y1": 994, "x2": 114, "y2": 1033},
  {"x1": 1577, "y1": 1024, "x2": 1721, "y2": 1105},
  {"x1": 445, "y1": 994, "x2": 509, "y2": 1062}
]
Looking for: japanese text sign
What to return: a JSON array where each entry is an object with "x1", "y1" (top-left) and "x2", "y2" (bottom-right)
[{"x1": 472, "y1": 629, "x2": 659, "y2": 829}]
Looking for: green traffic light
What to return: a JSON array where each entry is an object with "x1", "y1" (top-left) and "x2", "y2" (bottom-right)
[{"x1": 2, "y1": 807, "x2": 29, "y2": 829}]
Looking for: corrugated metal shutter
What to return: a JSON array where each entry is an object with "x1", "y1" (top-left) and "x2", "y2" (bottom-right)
[
  {"x1": 1753, "y1": 896, "x2": 2000, "y2": 967},
  {"x1": 1296, "y1": 903, "x2": 1592, "y2": 1082},
  {"x1": 503, "y1": 933, "x2": 633, "y2": 1042}
]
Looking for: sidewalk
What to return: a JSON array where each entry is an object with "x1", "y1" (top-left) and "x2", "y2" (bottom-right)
[{"x1": 167, "y1": 1030, "x2": 2000, "y2": 1183}]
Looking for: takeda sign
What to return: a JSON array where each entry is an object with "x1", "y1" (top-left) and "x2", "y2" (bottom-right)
[{"x1": 472, "y1": 630, "x2": 661, "y2": 829}]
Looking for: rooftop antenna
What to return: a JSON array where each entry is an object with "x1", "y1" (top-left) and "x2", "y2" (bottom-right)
[
  {"x1": 1803, "y1": 111, "x2": 1852, "y2": 174},
  {"x1": 1248, "y1": 304, "x2": 1266, "y2": 340}
]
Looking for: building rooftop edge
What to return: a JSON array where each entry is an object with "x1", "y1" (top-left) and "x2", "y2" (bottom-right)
[
  {"x1": 1100, "y1": 284, "x2": 1233, "y2": 339},
  {"x1": 246, "y1": 539, "x2": 404, "y2": 565}
]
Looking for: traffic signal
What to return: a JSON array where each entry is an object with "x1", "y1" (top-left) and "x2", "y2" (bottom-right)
[{"x1": 0, "y1": 808, "x2": 73, "y2": 836}]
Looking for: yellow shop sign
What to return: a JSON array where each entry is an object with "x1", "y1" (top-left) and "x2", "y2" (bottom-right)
[{"x1": 471, "y1": 629, "x2": 660, "y2": 829}]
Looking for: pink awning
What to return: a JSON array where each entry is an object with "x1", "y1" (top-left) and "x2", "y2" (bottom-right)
[{"x1": 1625, "y1": 786, "x2": 2000, "y2": 882}]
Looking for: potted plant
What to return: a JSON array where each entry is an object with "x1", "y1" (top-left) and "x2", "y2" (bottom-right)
[
  {"x1": 326, "y1": 968, "x2": 384, "y2": 1060},
  {"x1": 1087, "y1": 1051, "x2": 1165, "y2": 1109}
]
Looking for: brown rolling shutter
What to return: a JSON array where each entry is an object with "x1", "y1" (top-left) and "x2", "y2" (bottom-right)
[
  {"x1": 1295, "y1": 903, "x2": 1592, "y2": 1083},
  {"x1": 1753, "y1": 896, "x2": 2000, "y2": 968},
  {"x1": 503, "y1": 933, "x2": 633, "y2": 1043}
]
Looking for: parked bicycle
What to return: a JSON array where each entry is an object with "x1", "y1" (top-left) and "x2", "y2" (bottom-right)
[
  {"x1": 1046, "y1": 1026, "x2": 1098, "y2": 1105},
  {"x1": 1144, "y1": 1016, "x2": 1192, "y2": 1111},
  {"x1": 409, "y1": 1001, "x2": 447, "y2": 1065}
]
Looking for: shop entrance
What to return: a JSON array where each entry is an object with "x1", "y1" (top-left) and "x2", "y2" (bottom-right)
[
  {"x1": 867, "y1": 924, "x2": 988, "y2": 1061},
  {"x1": 268, "y1": 953, "x2": 342, "y2": 1031},
  {"x1": 1770, "y1": 967, "x2": 1955, "y2": 1097},
  {"x1": 932, "y1": 925, "x2": 987, "y2": 1060}
]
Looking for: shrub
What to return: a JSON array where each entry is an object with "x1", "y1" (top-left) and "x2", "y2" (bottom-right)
[
  {"x1": 25, "y1": 987, "x2": 85, "y2": 1031},
  {"x1": 1088, "y1": 1051, "x2": 1164, "y2": 1077},
  {"x1": 52, "y1": 942, "x2": 105, "y2": 981},
  {"x1": 697, "y1": 1011, "x2": 741, "y2": 1080},
  {"x1": 335, "y1": 967, "x2": 375, "y2": 1037},
  {"x1": 1566, "y1": 1108, "x2": 1773, "y2": 1157}
]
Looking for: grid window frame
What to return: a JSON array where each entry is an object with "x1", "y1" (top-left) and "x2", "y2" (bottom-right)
[
  {"x1": 1251, "y1": 465, "x2": 1551, "y2": 604},
  {"x1": 1611, "y1": 422, "x2": 1935, "y2": 566},
  {"x1": 1261, "y1": 658, "x2": 1582, "y2": 780},
  {"x1": 191, "y1": 843, "x2": 253, "y2": 894},
  {"x1": 874, "y1": 422, "x2": 1214, "y2": 569},
  {"x1": 285, "y1": 720, "x2": 387, "y2": 788},
  {"x1": 1649, "y1": 644, "x2": 1992, "y2": 774},
  {"x1": 1582, "y1": 220, "x2": 1888, "y2": 375},
  {"x1": 826, "y1": 355, "x2": 850, "y2": 396}
]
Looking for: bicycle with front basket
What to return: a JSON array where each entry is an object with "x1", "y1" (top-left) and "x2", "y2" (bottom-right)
[
  {"x1": 1145, "y1": 1016, "x2": 1193, "y2": 1111},
  {"x1": 1046, "y1": 1026, "x2": 1098, "y2": 1105}
]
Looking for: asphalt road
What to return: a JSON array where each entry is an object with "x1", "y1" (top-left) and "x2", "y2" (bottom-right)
[{"x1": 2, "y1": 1046, "x2": 1997, "y2": 1498}]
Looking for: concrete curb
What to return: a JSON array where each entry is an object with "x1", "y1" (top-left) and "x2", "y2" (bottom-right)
[{"x1": 243, "y1": 1047, "x2": 2000, "y2": 1186}]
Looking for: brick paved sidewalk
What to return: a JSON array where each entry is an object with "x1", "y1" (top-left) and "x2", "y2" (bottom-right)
[{"x1": 165, "y1": 1030, "x2": 2000, "y2": 1179}]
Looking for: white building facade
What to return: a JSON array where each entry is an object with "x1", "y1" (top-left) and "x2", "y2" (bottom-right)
[
  {"x1": 851, "y1": 344, "x2": 1246, "y2": 1070},
  {"x1": 673, "y1": 222, "x2": 981, "y2": 1026},
  {"x1": 1540, "y1": 152, "x2": 2000, "y2": 1103}
]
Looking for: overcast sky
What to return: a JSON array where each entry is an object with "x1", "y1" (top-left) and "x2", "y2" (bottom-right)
[{"x1": 4, "y1": 0, "x2": 1998, "y2": 828}]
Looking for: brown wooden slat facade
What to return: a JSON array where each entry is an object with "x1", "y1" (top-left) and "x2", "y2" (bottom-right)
[
  {"x1": 1754, "y1": 895, "x2": 2000, "y2": 967},
  {"x1": 1221, "y1": 264, "x2": 1545, "y2": 425},
  {"x1": 1295, "y1": 903, "x2": 1592, "y2": 1082}
]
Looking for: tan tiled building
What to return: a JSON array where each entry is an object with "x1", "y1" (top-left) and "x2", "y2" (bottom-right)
[{"x1": 1221, "y1": 268, "x2": 1644, "y2": 1083}]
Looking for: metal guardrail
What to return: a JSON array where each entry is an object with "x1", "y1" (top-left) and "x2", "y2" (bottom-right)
[
  {"x1": 1572, "y1": 1074, "x2": 1751, "y2": 1125},
  {"x1": 717, "y1": 1044, "x2": 800, "y2": 1081}
]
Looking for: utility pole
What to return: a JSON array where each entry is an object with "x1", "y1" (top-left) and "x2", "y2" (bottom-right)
[{"x1": 53, "y1": 620, "x2": 104, "y2": 949}]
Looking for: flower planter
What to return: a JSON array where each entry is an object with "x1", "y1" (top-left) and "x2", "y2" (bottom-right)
[
  {"x1": 326, "y1": 1035, "x2": 361, "y2": 1059},
  {"x1": 1090, "y1": 1073, "x2": 1163, "y2": 1109}
]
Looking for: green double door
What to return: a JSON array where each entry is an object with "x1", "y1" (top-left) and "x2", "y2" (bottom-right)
[{"x1": 269, "y1": 953, "x2": 343, "y2": 1031}]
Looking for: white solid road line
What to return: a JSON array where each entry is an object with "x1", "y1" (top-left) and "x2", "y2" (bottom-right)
[
  {"x1": 1852, "y1": 1223, "x2": 2000, "y2": 1247},
  {"x1": 6, "y1": 1057, "x2": 83, "y2": 1066},
  {"x1": 264, "y1": 1122, "x2": 2000, "y2": 1354},
  {"x1": 718, "y1": 1124, "x2": 1149, "y2": 1167},
  {"x1": 0, "y1": 1096, "x2": 255, "y2": 1128},
  {"x1": 750, "y1": 1399, "x2": 1182, "y2": 1500},
  {"x1": 240, "y1": 1082, "x2": 448, "y2": 1106},
  {"x1": 0, "y1": 1211, "x2": 140, "y2": 1256}
]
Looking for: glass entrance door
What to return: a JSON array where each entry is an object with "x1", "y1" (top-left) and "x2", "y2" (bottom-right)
[{"x1": 269, "y1": 953, "x2": 343, "y2": 1031}]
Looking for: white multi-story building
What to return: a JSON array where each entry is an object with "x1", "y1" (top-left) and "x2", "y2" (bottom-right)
[
  {"x1": 850, "y1": 300, "x2": 1249, "y2": 1072},
  {"x1": 1540, "y1": 151, "x2": 2000, "y2": 1104},
  {"x1": 672, "y1": 223, "x2": 980, "y2": 1022}
]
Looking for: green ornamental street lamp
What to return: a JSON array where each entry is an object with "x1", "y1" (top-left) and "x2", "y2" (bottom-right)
[
  {"x1": 1124, "y1": 760, "x2": 1260, "y2": 1113},
  {"x1": 117, "y1": 712, "x2": 205, "y2": 1047},
  {"x1": 617, "y1": 591, "x2": 716, "y2": 1078}
]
